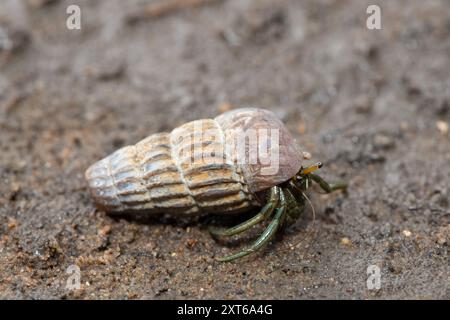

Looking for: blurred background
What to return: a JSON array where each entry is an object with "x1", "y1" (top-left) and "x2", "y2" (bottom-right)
[{"x1": 0, "y1": 0, "x2": 448, "y2": 299}]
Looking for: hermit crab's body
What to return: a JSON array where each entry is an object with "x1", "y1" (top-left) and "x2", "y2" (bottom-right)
[{"x1": 86, "y1": 108, "x2": 346, "y2": 261}]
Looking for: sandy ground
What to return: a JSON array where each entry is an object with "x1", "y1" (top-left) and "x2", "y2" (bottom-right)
[{"x1": 0, "y1": 0, "x2": 448, "y2": 299}]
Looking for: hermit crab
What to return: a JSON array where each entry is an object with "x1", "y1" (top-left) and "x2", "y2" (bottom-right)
[{"x1": 85, "y1": 108, "x2": 346, "y2": 261}]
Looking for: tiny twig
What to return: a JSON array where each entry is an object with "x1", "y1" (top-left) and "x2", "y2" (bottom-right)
[
  {"x1": 126, "y1": 0, "x2": 222, "y2": 24},
  {"x1": 3, "y1": 92, "x2": 27, "y2": 113}
]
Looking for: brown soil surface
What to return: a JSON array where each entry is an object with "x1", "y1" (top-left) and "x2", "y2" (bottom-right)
[{"x1": 0, "y1": 0, "x2": 448, "y2": 299}]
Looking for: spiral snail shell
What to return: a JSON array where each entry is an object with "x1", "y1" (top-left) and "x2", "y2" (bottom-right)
[
  {"x1": 86, "y1": 107, "x2": 348, "y2": 261},
  {"x1": 85, "y1": 108, "x2": 303, "y2": 216}
]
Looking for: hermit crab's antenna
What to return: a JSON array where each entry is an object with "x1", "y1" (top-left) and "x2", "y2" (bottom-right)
[{"x1": 290, "y1": 190, "x2": 316, "y2": 249}]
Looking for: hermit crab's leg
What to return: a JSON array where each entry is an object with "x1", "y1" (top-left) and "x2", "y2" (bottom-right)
[
  {"x1": 209, "y1": 187, "x2": 280, "y2": 238},
  {"x1": 284, "y1": 182, "x2": 306, "y2": 222},
  {"x1": 288, "y1": 180, "x2": 303, "y2": 198},
  {"x1": 216, "y1": 189, "x2": 287, "y2": 262},
  {"x1": 309, "y1": 173, "x2": 347, "y2": 193}
]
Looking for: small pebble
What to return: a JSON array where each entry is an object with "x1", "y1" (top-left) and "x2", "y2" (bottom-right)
[
  {"x1": 185, "y1": 238, "x2": 198, "y2": 249},
  {"x1": 436, "y1": 120, "x2": 448, "y2": 135},
  {"x1": 84, "y1": 59, "x2": 125, "y2": 81},
  {"x1": 402, "y1": 230, "x2": 412, "y2": 237},
  {"x1": 297, "y1": 121, "x2": 306, "y2": 134},
  {"x1": 218, "y1": 102, "x2": 233, "y2": 113},
  {"x1": 340, "y1": 237, "x2": 352, "y2": 246},
  {"x1": 353, "y1": 95, "x2": 372, "y2": 114},
  {"x1": 351, "y1": 175, "x2": 365, "y2": 187},
  {"x1": 9, "y1": 182, "x2": 21, "y2": 200},
  {"x1": 302, "y1": 151, "x2": 312, "y2": 160},
  {"x1": 400, "y1": 121, "x2": 409, "y2": 132},
  {"x1": 373, "y1": 133, "x2": 395, "y2": 149},
  {"x1": 7, "y1": 218, "x2": 19, "y2": 230},
  {"x1": 435, "y1": 227, "x2": 448, "y2": 245},
  {"x1": 98, "y1": 225, "x2": 111, "y2": 236}
]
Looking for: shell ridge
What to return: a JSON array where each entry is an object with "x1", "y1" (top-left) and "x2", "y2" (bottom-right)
[
  {"x1": 112, "y1": 147, "x2": 147, "y2": 208},
  {"x1": 133, "y1": 144, "x2": 154, "y2": 209},
  {"x1": 107, "y1": 151, "x2": 122, "y2": 209},
  {"x1": 169, "y1": 130, "x2": 201, "y2": 213}
]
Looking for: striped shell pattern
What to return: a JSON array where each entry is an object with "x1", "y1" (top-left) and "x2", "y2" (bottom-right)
[{"x1": 85, "y1": 108, "x2": 303, "y2": 215}]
